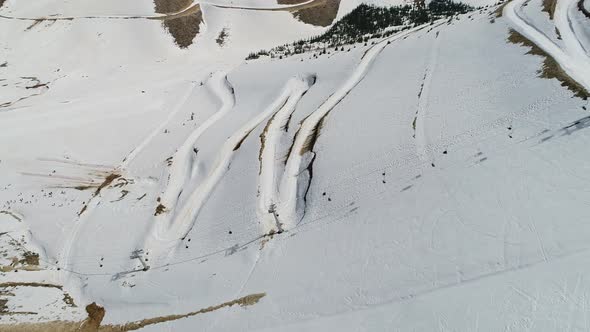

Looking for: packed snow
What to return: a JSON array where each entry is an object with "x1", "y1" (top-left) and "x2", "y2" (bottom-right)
[{"x1": 1, "y1": 0, "x2": 589, "y2": 330}]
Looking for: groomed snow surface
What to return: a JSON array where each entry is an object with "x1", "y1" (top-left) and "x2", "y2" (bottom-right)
[{"x1": 1, "y1": 0, "x2": 590, "y2": 330}]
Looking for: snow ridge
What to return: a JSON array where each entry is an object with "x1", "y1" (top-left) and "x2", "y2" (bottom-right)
[
  {"x1": 146, "y1": 75, "x2": 318, "y2": 257},
  {"x1": 276, "y1": 23, "x2": 436, "y2": 229},
  {"x1": 155, "y1": 72, "x2": 235, "y2": 223},
  {"x1": 505, "y1": 0, "x2": 590, "y2": 91}
]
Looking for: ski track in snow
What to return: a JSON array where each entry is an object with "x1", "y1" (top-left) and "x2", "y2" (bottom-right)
[
  {"x1": 56, "y1": 79, "x2": 202, "y2": 300},
  {"x1": 145, "y1": 75, "x2": 316, "y2": 258},
  {"x1": 414, "y1": 30, "x2": 441, "y2": 162},
  {"x1": 275, "y1": 22, "x2": 441, "y2": 229},
  {"x1": 257, "y1": 75, "x2": 316, "y2": 234},
  {"x1": 121, "y1": 81, "x2": 198, "y2": 169},
  {"x1": 155, "y1": 72, "x2": 235, "y2": 224},
  {"x1": 505, "y1": 0, "x2": 590, "y2": 91},
  {"x1": 555, "y1": 0, "x2": 590, "y2": 60}
]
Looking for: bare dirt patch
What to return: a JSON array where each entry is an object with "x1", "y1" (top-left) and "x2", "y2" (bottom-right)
[
  {"x1": 154, "y1": 0, "x2": 192, "y2": 14},
  {"x1": 161, "y1": 11, "x2": 202, "y2": 48},
  {"x1": 93, "y1": 173, "x2": 121, "y2": 197},
  {"x1": 0, "y1": 293, "x2": 265, "y2": 332},
  {"x1": 154, "y1": 203, "x2": 167, "y2": 216},
  {"x1": 300, "y1": 112, "x2": 329, "y2": 155},
  {"x1": 216, "y1": 28, "x2": 228, "y2": 46},
  {"x1": 153, "y1": 0, "x2": 202, "y2": 48},
  {"x1": 233, "y1": 129, "x2": 255, "y2": 151},
  {"x1": 508, "y1": 29, "x2": 589, "y2": 99},
  {"x1": 0, "y1": 282, "x2": 62, "y2": 289},
  {"x1": 292, "y1": 0, "x2": 341, "y2": 27},
  {"x1": 542, "y1": 0, "x2": 556, "y2": 19}
]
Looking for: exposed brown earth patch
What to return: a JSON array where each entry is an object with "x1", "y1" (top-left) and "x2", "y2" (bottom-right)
[
  {"x1": 0, "y1": 293, "x2": 265, "y2": 332},
  {"x1": 154, "y1": 203, "x2": 167, "y2": 216},
  {"x1": 300, "y1": 113, "x2": 329, "y2": 155},
  {"x1": 233, "y1": 129, "x2": 255, "y2": 151},
  {"x1": 292, "y1": 0, "x2": 341, "y2": 27},
  {"x1": 93, "y1": 173, "x2": 121, "y2": 197},
  {"x1": 214, "y1": 0, "x2": 341, "y2": 27},
  {"x1": 216, "y1": 28, "x2": 228, "y2": 46},
  {"x1": 154, "y1": 0, "x2": 192, "y2": 14},
  {"x1": 154, "y1": 0, "x2": 202, "y2": 48},
  {"x1": 508, "y1": 29, "x2": 589, "y2": 99},
  {"x1": 542, "y1": 0, "x2": 556, "y2": 19}
]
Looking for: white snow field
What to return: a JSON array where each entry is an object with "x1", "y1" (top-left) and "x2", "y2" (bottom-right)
[{"x1": 1, "y1": 0, "x2": 590, "y2": 330}]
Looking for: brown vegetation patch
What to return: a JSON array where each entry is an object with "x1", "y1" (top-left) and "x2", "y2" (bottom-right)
[
  {"x1": 508, "y1": 29, "x2": 589, "y2": 99},
  {"x1": 0, "y1": 0, "x2": 5, "y2": 9},
  {"x1": 153, "y1": 0, "x2": 202, "y2": 48},
  {"x1": 258, "y1": 113, "x2": 278, "y2": 174},
  {"x1": 63, "y1": 293, "x2": 76, "y2": 307},
  {"x1": 154, "y1": 0, "x2": 192, "y2": 14},
  {"x1": 234, "y1": 129, "x2": 255, "y2": 151},
  {"x1": 0, "y1": 293, "x2": 265, "y2": 332},
  {"x1": 154, "y1": 203, "x2": 167, "y2": 216},
  {"x1": 216, "y1": 28, "x2": 228, "y2": 46},
  {"x1": 542, "y1": 0, "x2": 556, "y2": 19},
  {"x1": 292, "y1": 0, "x2": 341, "y2": 27},
  {"x1": 93, "y1": 173, "x2": 121, "y2": 197},
  {"x1": 21, "y1": 251, "x2": 39, "y2": 266},
  {"x1": 161, "y1": 12, "x2": 202, "y2": 48},
  {"x1": 300, "y1": 112, "x2": 329, "y2": 155},
  {"x1": 0, "y1": 282, "x2": 62, "y2": 289}
]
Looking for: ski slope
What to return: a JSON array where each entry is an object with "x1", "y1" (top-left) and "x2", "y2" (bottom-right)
[{"x1": 1, "y1": 0, "x2": 590, "y2": 330}]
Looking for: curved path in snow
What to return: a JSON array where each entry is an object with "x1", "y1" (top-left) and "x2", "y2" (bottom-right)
[
  {"x1": 121, "y1": 82, "x2": 199, "y2": 169},
  {"x1": 275, "y1": 23, "x2": 438, "y2": 229},
  {"x1": 555, "y1": 0, "x2": 590, "y2": 58},
  {"x1": 145, "y1": 75, "x2": 315, "y2": 255},
  {"x1": 155, "y1": 72, "x2": 234, "y2": 222},
  {"x1": 257, "y1": 75, "x2": 316, "y2": 234},
  {"x1": 504, "y1": 0, "x2": 590, "y2": 90}
]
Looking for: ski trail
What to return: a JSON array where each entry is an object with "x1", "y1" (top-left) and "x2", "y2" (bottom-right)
[
  {"x1": 257, "y1": 75, "x2": 316, "y2": 234},
  {"x1": 56, "y1": 79, "x2": 203, "y2": 300},
  {"x1": 414, "y1": 31, "x2": 441, "y2": 162},
  {"x1": 146, "y1": 76, "x2": 315, "y2": 254},
  {"x1": 121, "y1": 81, "x2": 198, "y2": 169},
  {"x1": 155, "y1": 72, "x2": 234, "y2": 220},
  {"x1": 555, "y1": 0, "x2": 590, "y2": 61},
  {"x1": 505, "y1": 0, "x2": 590, "y2": 90},
  {"x1": 276, "y1": 24, "x2": 434, "y2": 229}
]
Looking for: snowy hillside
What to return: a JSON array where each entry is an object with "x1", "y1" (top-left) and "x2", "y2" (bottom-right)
[{"x1": 1, "y1": 0, "x2": 590, "y2": 330}]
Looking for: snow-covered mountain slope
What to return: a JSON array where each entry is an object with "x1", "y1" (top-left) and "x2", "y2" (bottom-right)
[{"x1": 1, "y1": 0, "x2": 590, "y2": 330}]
